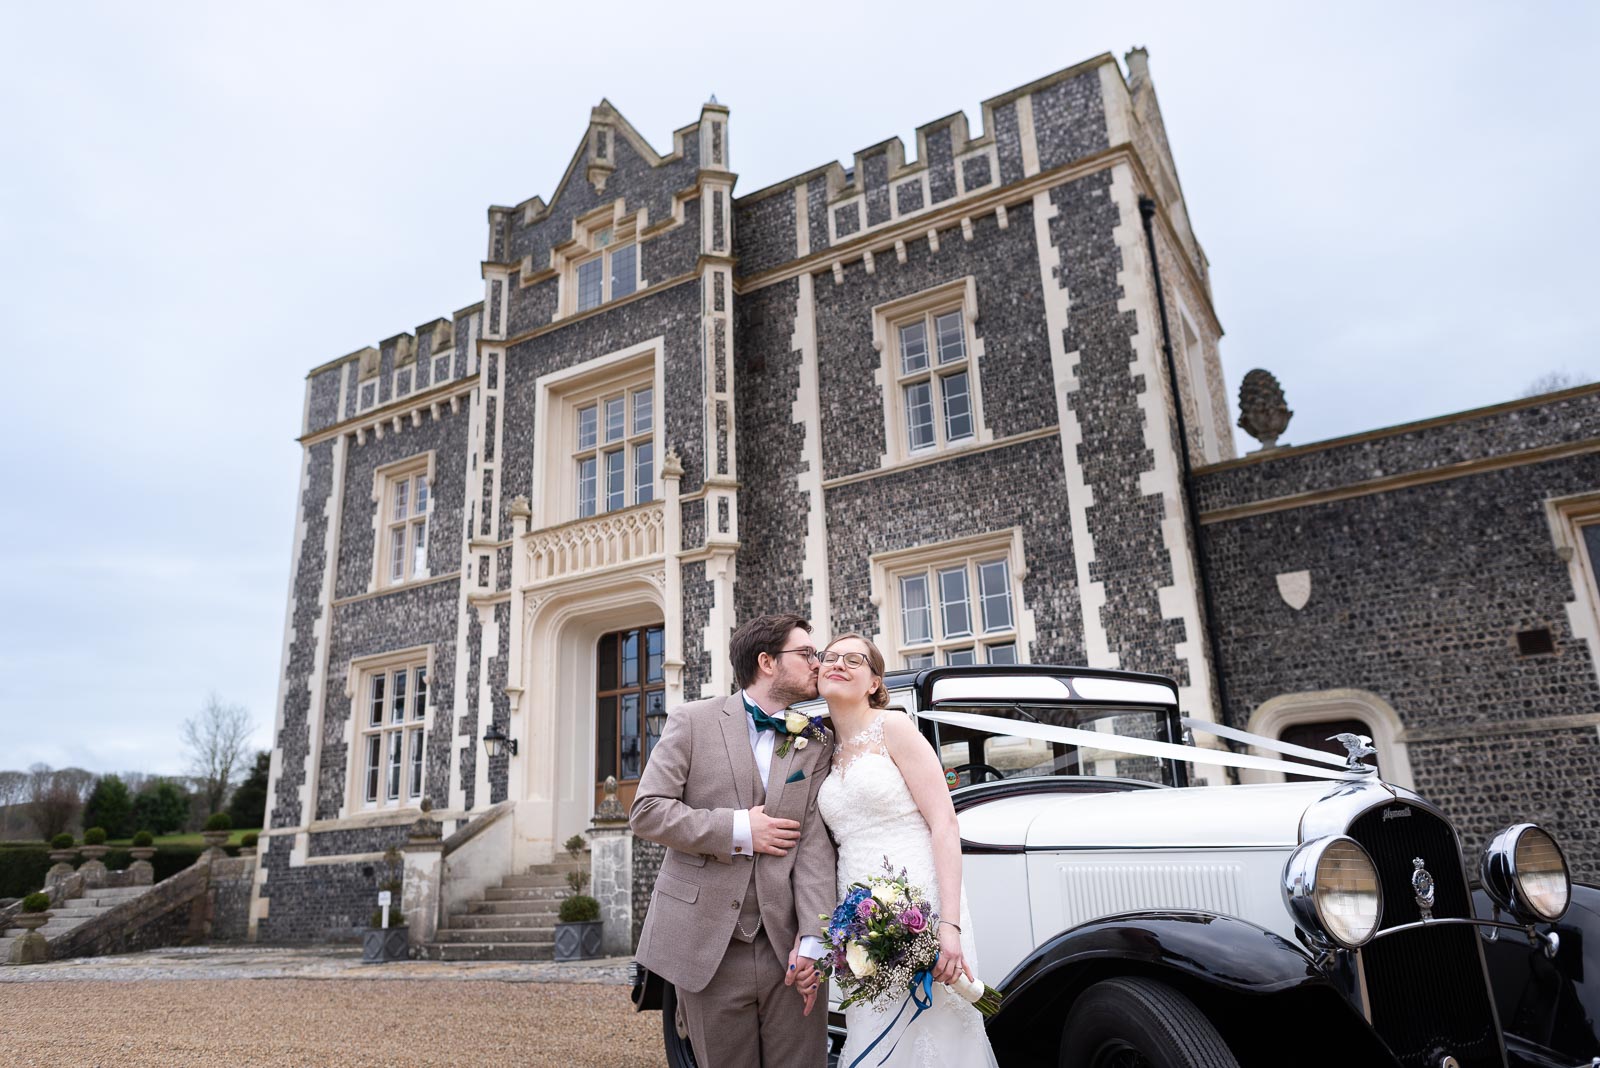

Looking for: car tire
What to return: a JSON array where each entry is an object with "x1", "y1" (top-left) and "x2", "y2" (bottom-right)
[
  {"x1": 1060, "y1": 977, "x2": 1240, "y2": 1068},
  {"x1": 661, "y1": 982, "x2": 699, "y2": 1068}
]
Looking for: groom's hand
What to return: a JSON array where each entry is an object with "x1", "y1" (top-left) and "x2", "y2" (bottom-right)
[
  {"x1": 749, "y1": 805, "x2": 801, "y2": 857},
  {"x1": 785, "y1": 942, "x2": 820, "y2": 1015}
]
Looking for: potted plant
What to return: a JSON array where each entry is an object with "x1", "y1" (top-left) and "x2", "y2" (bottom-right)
[
  {"x1": 9, "y1": 892, "x2": 52, "y2": 964},
  {"x1": 553, "y1": 834, "x2": 602, "y2": 961},
  {"x1": 201, "y1": 812, "x2": 232, "y2": 850},
  {"x1": 47, "y1": 833, "x2": 77, "y2": 864},
  {"x1": 80, "y1": 827, "x2": 109, "y2": 860},
  {"x1": 238, "y1": 831, "x2": 259, "y2": 858},
  {"x1": 361, "y1": 848, "x2": 408, "y2": 964},
  {"x1": 128, "y1": 830, "x2": 157, "y2": 862}
]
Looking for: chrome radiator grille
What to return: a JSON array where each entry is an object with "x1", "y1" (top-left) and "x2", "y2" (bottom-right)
[{"x1": 1348, "y1": 802, "x2": 1504, "y2": 1068}]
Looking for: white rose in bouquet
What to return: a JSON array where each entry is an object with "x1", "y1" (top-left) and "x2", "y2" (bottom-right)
[{"x1": 845, "y1": 942, "x2": 876, "y2": 978}]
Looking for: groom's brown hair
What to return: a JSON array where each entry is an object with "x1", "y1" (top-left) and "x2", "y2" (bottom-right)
[{"x1": 730, "y1": 612, "x2": 811, "y2": 689}]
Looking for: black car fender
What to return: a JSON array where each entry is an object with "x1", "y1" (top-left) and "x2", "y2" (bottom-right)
[
  {"x1": 987, "y1": 911, "x2": 1398, "y2": 1067},
  {"x1": 1477, "y1": 883, "x2": 1600, "y2": 1064}
]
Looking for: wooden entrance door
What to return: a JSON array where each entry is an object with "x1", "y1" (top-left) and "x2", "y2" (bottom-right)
[{"x1": 595, "y1": 625, "x2": 666, "y2": 811}]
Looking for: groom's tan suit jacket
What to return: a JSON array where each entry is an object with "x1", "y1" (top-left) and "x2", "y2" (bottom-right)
[{"x1": 631, "y1": 692, "x2": 836, "y2": 994}]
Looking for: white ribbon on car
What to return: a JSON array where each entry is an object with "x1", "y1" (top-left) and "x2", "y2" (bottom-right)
[
  {"x1": 918, "y1": 708, "x2": 1366, "y2": 782},
  {"x1": 1180, "y1": 716, "x2": 1355, "y2": 769}
]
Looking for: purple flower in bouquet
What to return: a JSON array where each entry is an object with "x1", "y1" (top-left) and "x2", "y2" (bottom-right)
[
  {"x1": 898, "y1": 906, "x2": 927, "y2": 932},
  {"x1": 855, "y1": 898, "x2": 876, "y2": 920}
]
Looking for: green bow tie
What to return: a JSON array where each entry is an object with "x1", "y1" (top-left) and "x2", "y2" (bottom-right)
[{"x1": 743, "y1": 696, "x2": 787, "y2": 734}]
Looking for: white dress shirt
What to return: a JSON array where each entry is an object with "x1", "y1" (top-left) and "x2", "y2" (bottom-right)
[{"x1": 730, "y1": 690, "x2": 825, "y2": 961}]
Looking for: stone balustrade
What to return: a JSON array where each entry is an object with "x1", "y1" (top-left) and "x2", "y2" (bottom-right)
[{"x1": 524, "y1": 500, "x2": 665, "y2": 585}]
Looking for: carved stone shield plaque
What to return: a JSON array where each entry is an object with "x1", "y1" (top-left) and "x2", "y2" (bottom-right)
[{"x1": 1276, "y1": 570, "x2": 1311, "y2": 611}]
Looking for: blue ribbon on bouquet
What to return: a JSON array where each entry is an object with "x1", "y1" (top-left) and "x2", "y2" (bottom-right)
[{"x1": 847, "y1": 955, "x2": 937, "y2": 1068}]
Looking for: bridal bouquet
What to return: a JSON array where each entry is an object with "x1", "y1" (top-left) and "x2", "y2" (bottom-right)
[{"x1": 815, "y1": 860, "x2": 1002, "y2": 1017}]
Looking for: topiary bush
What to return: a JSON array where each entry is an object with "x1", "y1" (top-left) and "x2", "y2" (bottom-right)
[
  {"x1": 566, "y1": 869, "x2": 591, "y2": 896},
  {"x1": 240, "y1": 831, "x2": 259, "y2": 849},
  {"x1": 21, "y1": 892, "x2": 51, "y2": 913},
  {"x1": 50, "y1": 833, "x2": 74, "y2": 850},
  {"x1": 204, "y1": 812, "x2": 232, "y2": 832},
  {"x1": 558, "y1": 894, "x2": 600, "y2": 924},
  {"x1": 563, "y1": 833, "x2": 587, "y2": 859},
  {"x1": 83, "y1": 827, "x2": 107, "y2": 846},
  {"x1": 131, "y1": 830, "x2": 154, "y2": 848}
]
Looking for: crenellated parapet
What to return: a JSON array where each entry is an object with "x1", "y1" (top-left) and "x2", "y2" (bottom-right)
[{"x1": 300, "y1": 302, "x2": 483, "y2": 439}]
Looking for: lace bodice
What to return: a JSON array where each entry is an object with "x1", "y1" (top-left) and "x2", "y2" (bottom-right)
[{"x1": 816, "y1": 713, "x2": 997, "y2": 1066}]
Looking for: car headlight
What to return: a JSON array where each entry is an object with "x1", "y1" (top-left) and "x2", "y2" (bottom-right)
[
  {"x1": 1283, "y1": 835, "x2": 1384, "y2": 949},
  {"x1": 1481, "y1": 824, "x2": 1570, "y2": 923}
]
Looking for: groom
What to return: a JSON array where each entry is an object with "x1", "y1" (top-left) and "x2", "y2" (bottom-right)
[{"x1": 632, "y1": 613, "x2": 836, "y2": 1067}]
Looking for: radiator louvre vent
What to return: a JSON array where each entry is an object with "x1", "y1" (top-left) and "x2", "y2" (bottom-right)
[{"x1": 1056, "y1": 864, "x2": 1243, "y2": 929}]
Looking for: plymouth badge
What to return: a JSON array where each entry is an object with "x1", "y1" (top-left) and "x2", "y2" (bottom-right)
[{"x1": 1412, "y1": 857, "x2": 1435, "y2": 921}]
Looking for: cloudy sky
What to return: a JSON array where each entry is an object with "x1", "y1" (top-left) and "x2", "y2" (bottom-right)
[{"x1": 2, "y1": 2, "x2": 1595, "y2": 777}]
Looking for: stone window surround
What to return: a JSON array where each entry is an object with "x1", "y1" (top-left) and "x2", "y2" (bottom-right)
[
  {"x1": 573, "y1": 378, "x2": 655, "y2": 517},
  {"x1": 554, "y1": 203, "x2": 645, "y2": 319},
  {"x1": 1242, "y1": 688, "x2": 1414, "y2": 791},
  {"x1": 341, "y1": 644, "x2": 436, "y2": 816},
  {"x1": 1547, "y1": 490, "x2": 1600, "y2": 684},
  {"x1": 369, "y1": 451, "x2": 436, "y2": 592},
  {"x1": 872, "y1": 276, "x2": 992, "y2": 469},
  {"x1": 1173, "y1": 298, "x2": 1220, "y2": 464},
  {"x1": 869, "y1": 528, "x2": 1034, "y2": 670},
  {"x1": 531, "y1": 337, "x2": 665, "y2": 531}
]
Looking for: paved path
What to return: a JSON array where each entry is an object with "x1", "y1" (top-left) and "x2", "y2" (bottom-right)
[
  {"x1": 0, "y1": 944, "x2": 634, "y2": 984},
  {"x1": 0, "y1": 948, "x2": 666, "y2": 1067}
]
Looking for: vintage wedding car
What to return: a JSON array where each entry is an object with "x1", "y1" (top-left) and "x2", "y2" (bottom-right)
[{"x1": 632, "y1": 665, "x2": 1600, "y2": 1068}]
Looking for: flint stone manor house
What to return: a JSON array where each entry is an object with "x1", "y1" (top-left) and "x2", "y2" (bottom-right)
[{"x1": 255, "y1": 49, "x2": 1600, "y2": 946}]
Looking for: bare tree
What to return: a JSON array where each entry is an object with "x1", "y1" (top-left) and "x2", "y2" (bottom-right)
[
  {"x1": 0, "y1": 770, "x2": 28, "y2": 838},
  {"x1": 1521, "y1": 370, "x2": 1592, "y2": 398},
  {"x1": 182, "y1": 694, "x2": 254, "y2": 817},
  {"x1": 27, "y1": 763, "x2": 82, "y2": 840}
]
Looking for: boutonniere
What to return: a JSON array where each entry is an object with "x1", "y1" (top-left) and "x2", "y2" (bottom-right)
[{"x1": 777, "y1": 712, "x2": 828, "y2": 758}]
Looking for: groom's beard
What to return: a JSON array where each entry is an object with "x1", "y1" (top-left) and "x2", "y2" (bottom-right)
[{"x1": 769, "y1": 665, "x2": 819, "y2": 708}]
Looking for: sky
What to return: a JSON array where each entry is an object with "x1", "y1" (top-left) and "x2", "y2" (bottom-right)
[{"x1": 1, "y1": 2, "x2": 1595, "y2": 777}]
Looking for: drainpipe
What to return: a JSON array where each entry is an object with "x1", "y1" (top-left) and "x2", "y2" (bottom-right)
[{"x1": 1138, "y1": 194, "x2": 1236, "y2": 735}]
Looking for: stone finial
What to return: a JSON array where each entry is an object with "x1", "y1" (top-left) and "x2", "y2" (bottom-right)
[
  {"x1": 661, "y1": 448, "x2": 684, "y2": 481},
  {"x1": 594, "y1": 774, "x2": 627, "y2": 823},
  {"x1": 1237, "y1": 369, "x2": 1293, "y2": 452},
  {"x1": 508, "y1": 495, "x2": 532, "y2": 521},
  {"x1": 409, "y1": 796, "x2": 442, "y2": 841}
]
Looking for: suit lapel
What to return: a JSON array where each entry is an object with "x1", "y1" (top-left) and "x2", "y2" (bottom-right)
[
  {"x1": 718, "y1": 693, "x2": 757, "y2": 810},
  {"x1": 764, "y1": 735, "x2": 799, "y2": 812}
]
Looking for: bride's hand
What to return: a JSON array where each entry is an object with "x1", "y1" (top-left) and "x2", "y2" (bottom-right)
[{"x1": 934, "y1": 921, "x2": 970, "y2": 986}]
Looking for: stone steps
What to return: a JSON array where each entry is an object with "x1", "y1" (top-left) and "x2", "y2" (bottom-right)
[
  {"x1": 432, "y1": 927, "x2": 555, "y2": 945},
  {"x1": 1, "y1": 884, "x2": 155, "y2": 960},
  {"x1": 464, "y1": 899, "x2": 561, "y2": 916},
  {"x1": 422, "y1": 857, "x2": 591, "y2": 961}
]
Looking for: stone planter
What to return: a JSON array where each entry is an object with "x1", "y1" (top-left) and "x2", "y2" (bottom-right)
[
  {"x1": 77, "y1": 845, "x2": 110, "y2": 887},
  {"x1": 552, "y1": 920, "x2": 603, "y2": 962},
  {"x1": 361, "y1": 926, "x2": 410, "y2": 963},
  {"x1": 201, "y1": 831, "x2": 230, "y2": 849},
  {"x1": 7, "y1": 913, "x2": 50, "y2": 965},
  {"x1": 47, "y1": 850, "x2": 78, "y2": 865},
  {"x1": 78, "y1": 845, "x2": 109, "y2": 862},
  {"x1": 128, "y1": 847, "x2": 157, "y2": 862},
  {"x1": 127, "y1": 847, "x2": 157, "y2": 886},
  {"x1": 238, "y1": 846, "x2": 257, "y2": 858}
]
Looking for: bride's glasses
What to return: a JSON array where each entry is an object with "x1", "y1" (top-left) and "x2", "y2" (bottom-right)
[{"x1": 820, "y1": 651, "x2": 869, "y2": 669}]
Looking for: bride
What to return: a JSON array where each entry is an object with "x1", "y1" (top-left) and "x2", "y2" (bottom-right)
[{"x1": 814, "y1": 634, "x2": 998, "y2": 1067}]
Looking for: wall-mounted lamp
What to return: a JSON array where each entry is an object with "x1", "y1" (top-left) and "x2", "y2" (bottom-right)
[{"x1": 482, "y1": 723, "x2": 518, "y2": 758}]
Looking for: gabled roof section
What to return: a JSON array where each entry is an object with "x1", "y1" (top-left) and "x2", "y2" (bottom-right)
[{"x1": 498, "y1": 98, "x2": 708, "y2": 226}]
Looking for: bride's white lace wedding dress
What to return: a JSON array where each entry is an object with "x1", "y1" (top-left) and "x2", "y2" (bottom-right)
[{"x1": 817, "y1": 712, "x2": 999, "y2": 1067}]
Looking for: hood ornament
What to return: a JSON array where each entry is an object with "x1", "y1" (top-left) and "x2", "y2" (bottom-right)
[
  {"x1": 1328, "y1": 733, "x2": 1377, "y2": 773},
  {"x1": 1412, "y1": 858, "x2": 1436, "y2": 921}
]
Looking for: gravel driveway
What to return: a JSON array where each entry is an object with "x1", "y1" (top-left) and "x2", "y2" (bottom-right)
[{"x1": 0, "y1": 948, "x2": 668, "y2": 1067}]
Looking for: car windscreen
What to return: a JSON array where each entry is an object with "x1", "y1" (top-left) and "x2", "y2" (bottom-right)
[{"x1": 926, "y1": 703, "x2": 1178, "y2": 787}]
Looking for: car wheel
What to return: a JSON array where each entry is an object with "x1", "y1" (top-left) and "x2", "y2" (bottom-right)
[
  {"x1": 1060, "y1": 977, "x2": 1239, "y2": 1068},
  {"x1": 661, "y1": 982, "x2": 699, "y2": 1068}
]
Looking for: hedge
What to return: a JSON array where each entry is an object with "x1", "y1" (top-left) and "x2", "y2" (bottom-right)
[{"x1": 0, "y1": 844, "x2": 241, "y2": 898}]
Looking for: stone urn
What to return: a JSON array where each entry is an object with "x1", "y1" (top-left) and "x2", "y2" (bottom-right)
[
  {"x1": 45, "y1": 848, "x2": 78, "y2": 883},
  {"x1": 128, "y1": 847, "x2": 157, "y2": 886},
  {"x1": 201, "y1": 831, "x2": 230, "y2": 850},
  {"x1": 7, "y1": 913, "x2": 51, "y2": 965},
  {"x1": 77, "y1": 845, "x2": 110, "y2": 888}
]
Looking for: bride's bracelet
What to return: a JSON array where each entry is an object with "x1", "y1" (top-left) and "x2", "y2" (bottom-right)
[{"x1": 938, "y1": 920, "x2": 961, "y2": 932}]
